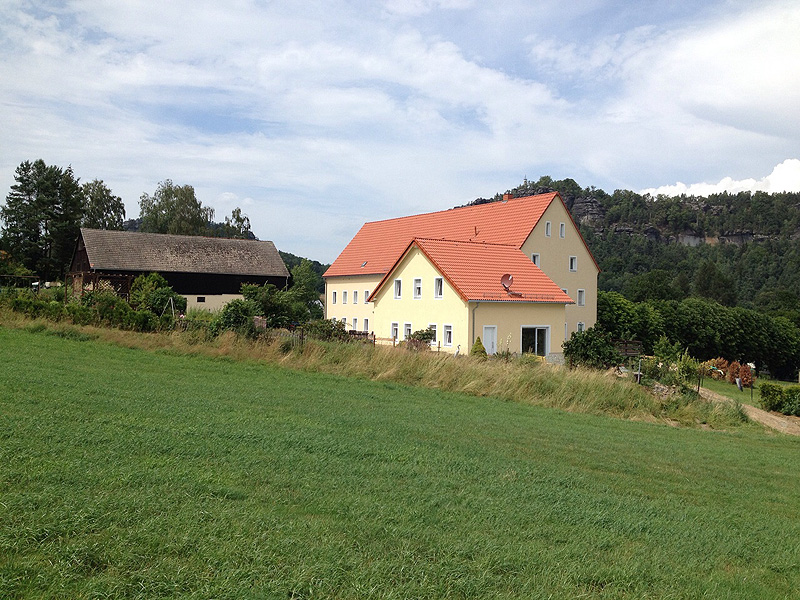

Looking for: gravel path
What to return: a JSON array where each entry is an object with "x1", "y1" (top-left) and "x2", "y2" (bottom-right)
[{"x1": 699, "y1": 387, "x2": 800, "y2": 436}]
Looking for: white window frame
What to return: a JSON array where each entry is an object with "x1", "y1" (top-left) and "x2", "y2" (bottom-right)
[
  {"x1": 577, "y1": 289, "x2": 585, "y2": 306},
  {"x1": 569, "y1": 256, "x2": 577, "y2": 272},
  {"x1": 521, "y1": 325, "x2": 550, "y2": 357},
  {"x1": 559, "y1": 222, "x2": 565, "y2": 238},
  {"x1": 404, "y1": 322, "x2": 412, "y2": 340},
  {"x1": 391, "y1": 322, "x2": 399, "y2": 340},
  {"x1": 434, "y1": 277, "x2": 443, "y2": 299},
  {"x1": 531, "y1": 253, "x2": 540, "y2": 266},
  {"x1": 342, "y1": 290, "x2": 347, "y2": 304},
  {"x1": 364, "y1": 290, "x2": 369, "y2": 304},
  {"x1": 413, "y1": 278, "x2": 422, "y2": 299},
  {"x1": 331, "y1": 317, "x2": 336, "y2": 323},
  {"x1": 332, "y1": 291, "x2": 337, "y2": 304},
  {"x1": 363, "y1": 318, "x2": 369, "y2": 332},
  {"x1": 394, "y1": 279, "x2": 402, "y2": 299},
  {"x1": 353, "y1": 290, "x2": 358, "y2": 304},
  {"x1": 577, "y1": 322, "x2": 586, "y2": 333},
  {"x1": 561, "y1": 288, "x2": 567, "y2": 295},
  {"x1": 428, "y1": 324, "x2": 437, "y2": 344},
  {"x1": 545, "y1": 221, "x2": 551, "y2": 237},
  {"x1": 352, "y1": 318, "x2": 357, "y2": 331},
  {"x1": 443, "y1": 324, "x2": 453, "y2": 347}
]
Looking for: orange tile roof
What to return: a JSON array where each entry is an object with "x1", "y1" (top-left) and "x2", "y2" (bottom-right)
[
  {"x1": 324, "y1": 192, "x2": 559, "y2": 277},
  {"x1": 371, "y1": 238, "x2": 573, "y2": 304}
]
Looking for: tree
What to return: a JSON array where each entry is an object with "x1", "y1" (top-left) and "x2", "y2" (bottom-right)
[
  {"x1": 139, "y1": 180, "x2": 213, "y2": 236},
  {"x1": 563, "y1": 326, "x2": 622, "y2": 369},
  {"x1": 289, "y1": 259, "x2": 323, "y2": 320},
  {"x1": 1, "y1": 159, "x2": 84, "y2": 280},
  {"x1": 219, "y1": 207, "x2": 252, "y2": 239},
  {"x1": 82, "y1": 179, "x2": 125, "y2": 230}
]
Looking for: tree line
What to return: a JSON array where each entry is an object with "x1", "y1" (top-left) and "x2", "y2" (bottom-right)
[{"x1": 0, "y1": 159, "x2": 256, "y2": 281}]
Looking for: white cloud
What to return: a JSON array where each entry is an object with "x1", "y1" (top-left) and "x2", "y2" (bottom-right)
[
  {"x1": 2, "y1": 1, "x2": 800, "y2": 262},
  {"x1": 641, "y1": 159, "x2": 800, "y2": 196}
]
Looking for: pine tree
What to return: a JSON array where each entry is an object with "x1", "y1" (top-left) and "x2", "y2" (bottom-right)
[{"x1": 1, "y1": 160, "x2": 84, "y2": 280}]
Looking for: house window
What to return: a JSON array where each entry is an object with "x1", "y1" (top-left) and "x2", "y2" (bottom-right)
[
  {"x1": 444, "y1": 325, "x2": 453, "y2": 347},
  {"x1": 363, "y1": 318, "x2": 369, "y2": 332},
  {"x1": 428, "y1": 324, "x2": 437, "y2": 343},
  {"x1": 561, "y1": 288, "x2": 567, "y2": 295},
  {"x1": 332, "y1": 291, "x2": 337, "y2": 304},
  {"x1": 560, "y1": 222, "x2": 565, "y2": 238},
  {"x1": 342, "y1": 291, "x2": 347, "y2": 304},
  {"x1": 394, "y1": 279, "x2": 402, "y2": 299},
  {"x1": 331, "y1": 317, "x2": 337, "y2": 323},
  {"x1": 364, "y1": 290, "x2": 369, "y2": 304},
  {"x1": 413, "y1": 278, "x2": 422, "y2": 299},
  {"x1": 353, "y1": 290, "x2": 358, "y2": 304},
  {"x1": 391, "y1": 322, "x2": 399, "y2": 340},
  {"x1": 569, "y1": 256, "x2": 577, "y2": 272},
  {"x1": 577, "y1": 289, "x2": 585, "y2": 306},
  {"x1": 522, "y1": 326, "x2": 548, "y2": 357},
  {"x1": 434, "y1": 277, "x2": 443, "y2": 298},
  {"x1": 340, "y1": 318, "x2": 347, "y2": 328},
  {"x1": 577, "y1": 322, "x2": 586, "y2": 333},
  {"x1": 545, "y1": 221, "x2": 551, "y2": 237},
  {"x1": 404, "y1": 323, "x2": 412, "y2": 340},
  {"x1": 352, "y1": 318, "x2": 357, "y2": 331},
  {"x1": 197, "y1": 296, "x2": 205, "y2": 303},
  {"x1": 531, "y1": 253, "x2": 539, "y2": 266}
]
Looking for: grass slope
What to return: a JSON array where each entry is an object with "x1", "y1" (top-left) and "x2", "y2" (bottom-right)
[{"x1": 2, "y1": 326, "x2": 800, "y2": 599}]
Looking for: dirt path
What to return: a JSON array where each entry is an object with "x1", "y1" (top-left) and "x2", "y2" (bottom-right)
[{"x1": 699, "y1": 387, "x2": 800, "y2": 436}]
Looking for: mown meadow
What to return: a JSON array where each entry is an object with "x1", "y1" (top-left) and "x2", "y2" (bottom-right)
[{"x1": 2, "y1": 322, "x2": 800, "y2": 599}]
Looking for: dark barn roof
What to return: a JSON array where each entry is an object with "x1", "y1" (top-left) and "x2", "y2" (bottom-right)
[{"x1": 76, "y1": 228, "x2": 289, "y2": 278}]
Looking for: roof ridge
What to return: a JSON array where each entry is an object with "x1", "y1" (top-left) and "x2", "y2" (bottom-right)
[
  {"x1": 413, "y1": 237, "x2": 519, "y2": 248},
  {"x1": 363, "y1": 192, "x2": 559, "y2": 226}
]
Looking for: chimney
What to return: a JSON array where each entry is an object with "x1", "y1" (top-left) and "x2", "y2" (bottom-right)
[{"x1": 503, "y1": 193, "x2": 512, "y2": 201}]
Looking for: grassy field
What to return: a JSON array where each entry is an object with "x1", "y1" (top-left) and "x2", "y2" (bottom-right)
[
  {"x1": 2, "y1": 325, "x2": 800, "y2": 599},
  {"x1": 702, "y1": 376, "x2": 798, "y2": 408}
]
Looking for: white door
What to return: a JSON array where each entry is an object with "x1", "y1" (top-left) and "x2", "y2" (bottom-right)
[{"x1": 483, "y1": 326, "x2": 497, "y2": 355}]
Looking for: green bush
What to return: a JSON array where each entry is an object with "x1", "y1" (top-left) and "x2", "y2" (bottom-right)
[
  {"x1": 130, "y1": 272, "x2": 187, "y2": 314},
  {"x1": 66, "y1": 303, "x2": 95, "y2": 326},
  {"x1": 759, "y1": 382, "x2": 784, "y2": 412},
  {"x1": 210, "y1": 299, "x2": 258, "y2": 336},
  {"x1": 782, "y1": 386, "x2": 800, "y2": 417},
  {"x1": 470, "y1": 336, "x2": 487, "y2": 358},
  {"x1": 563, "y1": 326, "x2": 622, "y2": 369},
  {"x1": 304, "y1": 318, "x2": 348, "y2": 342}
]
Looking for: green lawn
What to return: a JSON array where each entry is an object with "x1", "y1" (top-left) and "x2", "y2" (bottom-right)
[
  {"x1": 702, "y1": 375, "x2": 798, "y2": 408},
  {"x1": 2, "y1": 325, "x2": 800, "y2": 599}
]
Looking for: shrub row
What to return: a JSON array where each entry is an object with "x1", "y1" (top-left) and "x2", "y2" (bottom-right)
[
  {"x1": 0, "y1": 289, "x2": 168, "y2": 333},
  {"x1": 759, "y1": 382, "x2": 800, "y2": 416}
]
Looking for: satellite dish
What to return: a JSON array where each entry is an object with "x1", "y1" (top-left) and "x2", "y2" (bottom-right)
[{"x1": 500, "y1": 273, "x2": 513, "y2": 291}]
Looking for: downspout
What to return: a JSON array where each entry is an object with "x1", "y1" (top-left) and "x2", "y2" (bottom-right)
[{"x1": 471, "y1": 301, "x2": 480, "y2": 347}]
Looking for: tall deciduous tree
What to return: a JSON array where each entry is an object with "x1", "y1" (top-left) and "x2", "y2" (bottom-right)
[
  {"x1": 82, "y1": 179, "x2": 125, "y2": 230},
  {"x1": 1, "y1": 159, "x2": 84, "y2": 280},
  {"x1": 220, "y1": 207, "x2": 252, "y2": 239},
  {"x1": 139, "y1": 180, "x2": 214, "y2": 236}
]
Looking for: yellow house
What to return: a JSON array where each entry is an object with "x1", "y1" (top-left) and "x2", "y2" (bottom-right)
[{"x1": 324, "y1": 192, "x2": 599, "y2": 361}]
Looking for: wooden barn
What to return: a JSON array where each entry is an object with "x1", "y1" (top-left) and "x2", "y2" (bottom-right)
[{"x1": 68, "y1": 228, "x2": 289, "y2": 311}]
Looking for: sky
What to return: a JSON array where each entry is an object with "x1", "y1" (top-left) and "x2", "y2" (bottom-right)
[{"x1": 1, "y1": 0, "x2": 799, "y2": 264}]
